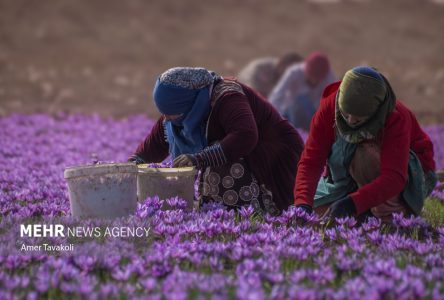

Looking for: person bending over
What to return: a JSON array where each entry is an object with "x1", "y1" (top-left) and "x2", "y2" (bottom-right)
[
  {"x1": 130, "y1": 67, "x2": 304, "y2": 215},
  {"x1": 294, "y1": 66, "x2": 437, "y2": 222}
]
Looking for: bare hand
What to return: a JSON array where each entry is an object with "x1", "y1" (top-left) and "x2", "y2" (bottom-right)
[{"x1": 173, "y1": 154, "x2": 196, "y2": 167}]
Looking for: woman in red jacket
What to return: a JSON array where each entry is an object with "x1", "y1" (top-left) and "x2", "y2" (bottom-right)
[
  {"x1": 294, "y1": 66, "x2": 437, "y2": 222},
  {"x1": 130, "y1": 67, "x2": 304, "y2": 215}
]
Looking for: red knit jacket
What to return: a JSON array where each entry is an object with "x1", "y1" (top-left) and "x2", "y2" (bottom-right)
[{"x1": 294, "y1": 81, "x2": 436, "y2": 215}]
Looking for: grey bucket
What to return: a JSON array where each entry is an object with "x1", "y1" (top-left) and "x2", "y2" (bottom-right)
[
  {"x1": 137, "y1": 165, "x2": 197, "y2": 210},
  {"x1": 64, "y1": 163, "x2": 138, "y2": 218}
]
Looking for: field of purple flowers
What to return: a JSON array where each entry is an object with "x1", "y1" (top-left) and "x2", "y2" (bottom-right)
[{"x1": 1, "y1": 114, "x2": 444, "y2": 299}]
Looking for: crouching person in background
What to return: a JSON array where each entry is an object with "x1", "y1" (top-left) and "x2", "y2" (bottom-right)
[
  {"x1": 294, "y1": 66, "x2": 437, "y2": 223},
  {"x1": 237, "y1": 52, "x2": 303, "y2": 98},
  {"x1": 268, "y1": 51, "x2": 336, "y2": 131},
  {"x1": 129, "y1": 67, "x2": 304, "y2": 215}
]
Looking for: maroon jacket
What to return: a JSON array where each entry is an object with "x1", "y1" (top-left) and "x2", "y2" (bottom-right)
[{"x1": 134, "y1": 80, "x2": 304, "y2": 211}]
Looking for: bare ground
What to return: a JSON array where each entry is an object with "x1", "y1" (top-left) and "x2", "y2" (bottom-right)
[{"x1": 0, "y1": 0, "x2": 443, "y2": 124}]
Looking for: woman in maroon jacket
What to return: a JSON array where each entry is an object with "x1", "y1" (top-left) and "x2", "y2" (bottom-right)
[
  {"x1": 130, "y1": 67, "x2": 304, "y2": 215},
  {"x1": 294, "y1": 66, "x2": 437, "y2": 222}
]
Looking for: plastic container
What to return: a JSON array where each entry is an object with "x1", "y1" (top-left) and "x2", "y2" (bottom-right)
[
  {"x1": 137, "y1": 164, "x2": 197, "y2": 210},
  {"x1": 64, "y1": 163, "x2": 138, "y2": 218}
]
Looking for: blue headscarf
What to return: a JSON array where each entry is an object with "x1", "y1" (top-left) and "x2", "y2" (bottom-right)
[{"x1": 153, "y1": 67, "x2": 218, "y2": 159}]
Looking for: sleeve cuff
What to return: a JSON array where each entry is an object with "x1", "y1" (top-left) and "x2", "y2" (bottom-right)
[{"x1": 194, "y1": 143, "x2": 227, "y2": 169}]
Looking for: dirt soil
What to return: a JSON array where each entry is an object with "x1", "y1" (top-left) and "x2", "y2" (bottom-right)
[{"x1": 1, "y1": 0, "x2": 443, "y2": 124}]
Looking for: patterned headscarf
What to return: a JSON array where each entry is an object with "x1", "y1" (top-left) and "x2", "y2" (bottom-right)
[
  {"x1": 335, "y1": 66, "x2": 396, "y2": 144},
  {"x1": 153, "y1": 67, "x2": 220, "y2": 158}
]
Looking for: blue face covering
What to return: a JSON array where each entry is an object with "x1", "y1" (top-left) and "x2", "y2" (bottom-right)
[
  {"x1": 153, "y1": 75, "x2": 213, "y2": 159},
  {"x1": 170, "y1": 114, "x2": 185, "y2": 127}
]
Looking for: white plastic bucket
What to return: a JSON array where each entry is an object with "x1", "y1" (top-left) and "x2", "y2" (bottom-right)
[
  {"x1": 137, "y1": 165, "x2": 197, "y2": 210},
  {"x1": 64, "y1": 163, "x2": 138, "y2": 218}
]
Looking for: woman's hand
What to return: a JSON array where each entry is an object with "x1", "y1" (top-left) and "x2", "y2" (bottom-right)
[
  {"x1": 128, "y1": 154, "x2": 145, "y2": 165},
  {"x1": 173, "y1": 154, "x2": 197, "y2": 167},
  {"x1": 322, "y1": 196, "x2": 356, "y2": 220}
]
